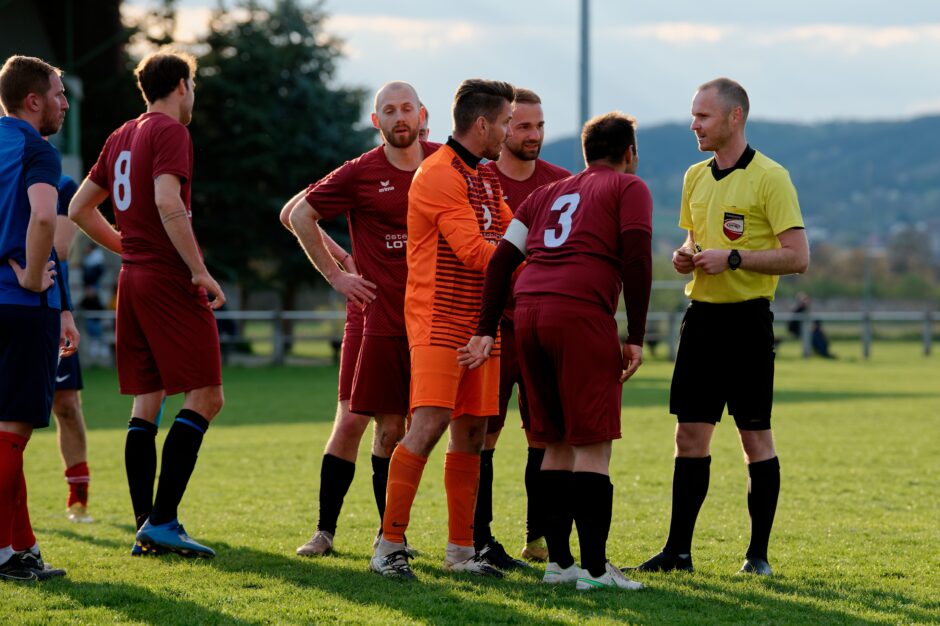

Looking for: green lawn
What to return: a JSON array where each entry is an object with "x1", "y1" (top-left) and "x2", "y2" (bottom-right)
[{"x1": 2, "y1": 341, "x2": 938, "y2": 625}]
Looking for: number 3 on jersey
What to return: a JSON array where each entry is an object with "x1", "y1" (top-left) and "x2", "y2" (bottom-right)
[
  {"x1": 544, "y1": 193, "x2": 580, "y2": 248},
  {"x1": 113, "y1": 150, "x2": 132, "y2": 211}
]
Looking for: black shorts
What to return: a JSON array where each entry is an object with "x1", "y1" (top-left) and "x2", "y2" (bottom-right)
[
  {"x1": 670, "y1": 299, "x2": 775, "y2": 430},
  {"x1": 55, "y1": 351, "x2": 84, "y2": 391},
  {"x1": 0, "y1": 304, "x2": 60, "y2": 428}
]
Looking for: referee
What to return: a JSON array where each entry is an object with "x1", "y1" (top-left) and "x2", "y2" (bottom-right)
[{"x1": 633, "y1": 78, "x2": 809, "y2": 576}]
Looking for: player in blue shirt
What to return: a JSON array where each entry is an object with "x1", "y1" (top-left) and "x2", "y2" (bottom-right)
[{"x1": 0, "y1": 55, "x2": 77, "y2": 582}]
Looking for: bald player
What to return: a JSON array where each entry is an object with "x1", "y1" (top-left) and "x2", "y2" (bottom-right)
[
  {"x1": 477, "y1": 87, "x2": 570, "y2": 567},
  {"x1": 287, "y1": 81, "x2": 439, "y2": 556}
]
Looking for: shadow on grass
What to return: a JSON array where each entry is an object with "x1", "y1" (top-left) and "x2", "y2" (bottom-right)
[
  {"x1": 203, "y1": 540, "x2": 572, "y2": 625},
  {"x1": 33, "y1": 528, "x2": 938, "y2": 625},
  {"x1": 37, "y1": 581, "x2": 260, "y2": 626},
  {"x1": 641, "y1": 572, "x2": 940, "y2": 625}
]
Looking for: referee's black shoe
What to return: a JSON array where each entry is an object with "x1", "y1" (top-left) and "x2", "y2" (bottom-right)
[
  {"x1": 737, "y1": 557, "x2": 773, "y2": 576},
  {"x1": 625, "y1": 551, "x2": 693, "y2": 573}
]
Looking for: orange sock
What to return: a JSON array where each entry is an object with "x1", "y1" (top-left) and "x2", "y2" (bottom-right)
[
  {"x1": 382, "y1": 445, "x2": 428, "y2": 543},
  {"x1": 445, "y1": 451, "x2": 481, "y2": 548}
]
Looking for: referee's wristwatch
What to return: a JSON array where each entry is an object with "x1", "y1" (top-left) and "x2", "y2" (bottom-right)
[{"x1": 728, "y1": 249, "x2": 742, "y2": 271}]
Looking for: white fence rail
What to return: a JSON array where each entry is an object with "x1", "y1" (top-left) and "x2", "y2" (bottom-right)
[{"x1": 73, "y1": 309, "x2": 938, "y2": 365}]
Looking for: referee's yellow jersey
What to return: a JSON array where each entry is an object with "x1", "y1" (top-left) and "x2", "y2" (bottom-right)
[{"x1": 679, "y1": 147, "x2": 804, "y2": 303}]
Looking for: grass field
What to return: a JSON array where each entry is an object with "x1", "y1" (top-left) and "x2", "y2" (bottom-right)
[{"x1": 2, "y1": 341, "x2": 938, "y2": 625}]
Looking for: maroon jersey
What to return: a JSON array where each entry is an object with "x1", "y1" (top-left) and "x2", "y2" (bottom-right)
[
  {"x1": 513, "y1": 165, "x2": 652, "y2": 314},
  {"x1": 483, "y1": 158, "x2": 571, "y2": 210},
  {"x1": 484, "y1": 159, "x2": 570, "y2": 319},
  {"x1": 88, "y1": 112, "x2": 195, "y2": 277},
  {"x1": 305, "y1": 140, "x2": 440, "y2": 337}
]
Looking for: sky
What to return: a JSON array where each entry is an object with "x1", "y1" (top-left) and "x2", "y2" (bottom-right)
[{"x1": 125, "y1": 0, "x2": 940, "y2": 141}]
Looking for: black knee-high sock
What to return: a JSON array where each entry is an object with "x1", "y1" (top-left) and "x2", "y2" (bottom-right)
[
  {"x1": 664, "y1": 456, "x2": 711, "y2": 556},
  {"x1": 573, "y1": 472, "x2": 613, "y2": 578},
  {"x1": 370, "y1": 454, "x2": 389, "y2": 532},
  {"x1": 524, "y1": 447, "x2": 546, "y2": 543},
  {"x1": 317, "y1": 454, "x2": 355, "y2": 535},
  {"x1": 473, "y1": 448, "x2": 495, "y2": 550},
  {"x1": 541, "y1": 469, "x2": 575, "y2": 568},
  {"x1": 149, "y1": 410, "x2": 209, "y2": 526},
  {"x1": 746, "y1": 456, "x2": 780, "y2": 561},
  {"x1": 125, "y1": 418, "x2": 158, "y2": 530}
]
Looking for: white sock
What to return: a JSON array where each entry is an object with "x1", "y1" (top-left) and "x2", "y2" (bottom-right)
[
  {"x1": 445, "y1": 542, "x2": 474, "y2": 564},
  {"x1": 377, "y1": 537, "x2": 404, "y2": 558},
  {"x1": 0, "y1": 545, "x2": 13, "y2": 566}
]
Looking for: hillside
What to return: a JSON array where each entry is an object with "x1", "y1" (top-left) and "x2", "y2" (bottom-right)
[{"x1": 541, "y1": 116, "x2": 940, "y2": 249}]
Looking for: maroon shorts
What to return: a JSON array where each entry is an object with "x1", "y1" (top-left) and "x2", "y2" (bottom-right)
[
  {"x1": 350, "y1": 334, "x2": 410, "y2": 416},
  {"x1": 338, "y1": 302, "x2": 364, "y2": 401},
  {"x1": 488, "y1": 317, "x2": 531, "y2": 434},
  {"x1": 515, "y1": 300, "x2": 622, "y2": 445},
  {"x1": 115, "y1": 265, "x2": 222, "y2": 396}
]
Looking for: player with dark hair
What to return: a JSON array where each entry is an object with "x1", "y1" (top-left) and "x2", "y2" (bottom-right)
[
  {"x1": 284, "y1": 81, "x2": 438, "y2": 557},
  {"x1": 631, "y1": 77, "x2": 808, "y2": 576},
  {"x1": 461, "y1": 111, "x2": 653, "y2": 591},
  {"x1": 476, "y1": 87, "x2": 570, "y2": 567},
  {"x1": 370, "y1": 78, "x2": 515, "y2": 580},
  {"x1": 70, "y1": 47, "x2": 225, "y2": 558},
  {"x1": 0, "y1": 54, "x2": 75, "y2": 581},
  {"x1": 51, "y1": 170, "x2": 94, "y2": 523}
]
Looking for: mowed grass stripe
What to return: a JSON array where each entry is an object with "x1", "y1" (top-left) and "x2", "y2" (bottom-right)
[{"x1": 3, "y1": 340, "x2": 938, "y2": 624}]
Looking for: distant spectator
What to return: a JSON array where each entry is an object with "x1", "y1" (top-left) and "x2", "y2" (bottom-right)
[
  {"x1": 788, "y1": 292, "x2": 810, "y2": 339},
  {"x1": 811, "y1": 320, "x2": 836, "y2": 359},
  {"x1": 79, "y1": 285, "x2": 107, "y2": 360},
  {"x1": 81, "y1": 243, "x2": 105, "y2": 289}
]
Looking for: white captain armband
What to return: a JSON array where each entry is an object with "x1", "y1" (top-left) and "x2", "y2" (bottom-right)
[{"x1": 503, "y1": 219, "x2": 529, "y2": 255}]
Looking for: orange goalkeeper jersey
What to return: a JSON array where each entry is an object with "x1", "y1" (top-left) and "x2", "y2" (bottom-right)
[{"x1": 405, "y1": 141, "x2": 513, "y2": 350}]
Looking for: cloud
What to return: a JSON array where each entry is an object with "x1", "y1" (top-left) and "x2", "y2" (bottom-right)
[
  {"x1": 614, "y1": 22, "x2": 730, "y2": 44},
  {"x1": 328, "y1": 15, "x2": 481, "y2": 51},
  {"x1": 603, "y1": 21, "x2": 940, "y2": 54}
]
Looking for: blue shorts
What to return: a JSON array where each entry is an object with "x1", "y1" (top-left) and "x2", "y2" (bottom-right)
[
  {"x1": 0, "y1": 304, "x2": 60, "y2": 427},
  {"x1": 55, "y1": 351, "x2": 84, "y2": 391}
]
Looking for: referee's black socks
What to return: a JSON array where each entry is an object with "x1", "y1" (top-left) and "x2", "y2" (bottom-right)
[
  {"x1": 573, "y1": 472, "x2": 613, "y2": 578},
  {"x1": 664, "y1": 455, "x2": 711, "y2": 556},
  {"x1": 149, "y1": 410, "x2": 210, "y2": 526},
  {"x1": 745, "y1": 456, "x2": 780, "y2": 561},
  {"x1": 125, "y1": 418, "x2": 158, "y2": 530},
  {"x1": 540, "y1": 469, "x2": 575, "y2": 569}
]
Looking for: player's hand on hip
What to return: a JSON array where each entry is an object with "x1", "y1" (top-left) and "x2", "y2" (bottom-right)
[
  {"x1": 693, "y1": 249, "x2": 729, "y2": 275},
  {"x1": 332, "y1": 272, "x2": 377, "y2": 309},
  {"x1": 620, "y1": 342, "x2": 643, "y2": 383},
  {"x1": 457, "y1": 335, "x2": 494, "y2": 369},
  {"x1": 8, "y1": 259, "x2": 56, "y2": 293},
  {"x1": 192, "y1": 271, "x2": 226, "y2": 309},
  {"x1": 672, "y1": 247, "x2": 696, "y2": 274},
  {"x1": 59, "y1": 310, "x2": 80, "y2": 357}
]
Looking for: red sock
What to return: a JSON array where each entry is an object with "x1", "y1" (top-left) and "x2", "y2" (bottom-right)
[
  {"x1": 381, "y1": 445, "x2": 427, "y2": 544},
  {"x1": 65, "y1": 461, "x2": 90, "y2": 507},
  {"x1": 444, "y1": 451, "x2": 481, "y2": 548},
  {"x1": 0, "y1": 432, "x2": 28, "y2": 549},
  {"x1": 12, "y1": 470, "x2": 35, "y2": 551}
]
